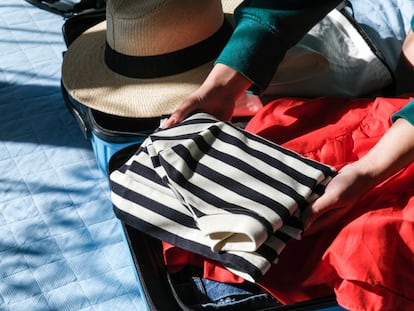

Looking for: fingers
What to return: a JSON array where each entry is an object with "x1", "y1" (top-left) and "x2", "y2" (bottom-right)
[
  {"x1": 302, "y1": 196, "x2": 329, "y2": 231},
  {"x1": 302, "y1": 187, "x2": 344, "y2": 234},
  {"x1": 163, "y1": 114, "x2": 180, "y2": 128},
  {"x1": 163, "y1": 102, "x2": 195, "y2": 128}
]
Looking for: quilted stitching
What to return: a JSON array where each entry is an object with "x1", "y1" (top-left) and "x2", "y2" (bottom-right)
[{"x1": 0, "y1": 1, "x2": 146, "y2": 310}]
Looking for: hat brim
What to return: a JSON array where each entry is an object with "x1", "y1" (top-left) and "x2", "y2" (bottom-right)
[
  {"x1": 62, "y1": 21, "x2": 217, "y2": 118},
  {"x1": 62, "y1": 1, "x2": 242, "y2": 118}
]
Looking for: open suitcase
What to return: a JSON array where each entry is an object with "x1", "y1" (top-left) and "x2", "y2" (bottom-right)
[{"x1": 60, "y1": 8, "x2": 344, "y2": 311}]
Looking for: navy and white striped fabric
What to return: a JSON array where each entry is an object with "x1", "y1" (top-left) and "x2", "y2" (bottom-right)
[{"x1": 110, "y1": 113, "x2": 336, "y2": 281}]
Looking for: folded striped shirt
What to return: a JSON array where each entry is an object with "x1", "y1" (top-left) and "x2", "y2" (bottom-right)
[{"x1": 110, "y1": 112, "x2": 336, "y2": 281}]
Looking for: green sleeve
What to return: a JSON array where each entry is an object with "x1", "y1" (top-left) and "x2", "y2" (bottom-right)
[
  {"x1": 216, "y1": 0, "x2": 342, "y2": 91},
  {"x1": 391, "y1": 99, "x2": 414, "y2": 126},
  {"x1": 411, "y1": 14, "x2": 414, "y2": 31}
]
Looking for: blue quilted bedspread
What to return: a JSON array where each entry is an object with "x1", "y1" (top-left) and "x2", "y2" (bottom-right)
[
  {"x1": 1, "y1": 0, "x2": 413, "y2": 310},
  {"x1": 0, "y1": 1, "x2": 148, "y2": 310}
]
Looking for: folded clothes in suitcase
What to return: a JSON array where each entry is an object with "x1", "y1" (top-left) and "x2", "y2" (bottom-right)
[
  {"x1": 109, "y1": 113, "x2": 337, "y2": 281},
  {"x1": 59, "y1": 7, "x2": 351, "y2": 310},
  {"x1": 108, "y1": 143, "x2": 342, "y2": 311}
]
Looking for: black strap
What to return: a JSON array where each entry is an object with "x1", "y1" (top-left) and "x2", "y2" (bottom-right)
[{"x1": 104, "y1": 19, "x2": 233, "y2": 79}]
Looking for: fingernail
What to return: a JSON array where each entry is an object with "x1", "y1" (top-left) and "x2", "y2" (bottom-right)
[{"x1": 161, "y1": 117, "x2": 175, "y2": 128}]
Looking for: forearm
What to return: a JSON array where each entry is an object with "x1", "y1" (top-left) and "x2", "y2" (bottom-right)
[
  {"x1": 217, "y1": 0, "x2": 342, "y2": 90},
  {"x1": 348, "y1": 118, "x2": 414, "y2": 187}
]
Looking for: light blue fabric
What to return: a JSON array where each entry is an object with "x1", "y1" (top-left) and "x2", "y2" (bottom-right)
[
  {"x1": 348, "y1": 0, "x2": 414, "y2": 71},
  {"x1": 174, "y1": 276, "x2": 279, "y2": 310},
  {"x1": 0, "y1": 1, "x2": 148, "y2": 310},
  {"x1": 174, "y1": 276, "x2": 347, "y2": 310}
]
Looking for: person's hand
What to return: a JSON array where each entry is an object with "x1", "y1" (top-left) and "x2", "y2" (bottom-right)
[
  {"x1": 163, "y1": 64, "x2": 252, "y2": 127},
  {"x1": 303, "y1": 117, "x2": 414, "y2": 235},
  {"x1": 302, "y1": 163, "x2": 374, "y2": 235}
]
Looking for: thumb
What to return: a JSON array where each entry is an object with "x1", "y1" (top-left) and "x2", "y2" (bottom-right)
[
  {"x1": 302, "y1": 192, "x2": 341, "y2": 233},
  {"x1": 302, "y1": 197, "x2": 327, "y2": 232},
  {"x1": 162, "y1": 100, "x2": 197, "y2": 128},
  {"x1": 162, "y1": 115, "x2": 178, "y2": 128},
  {"x1": 162, "y1": 109, "x2": 189, "y2": 128}
]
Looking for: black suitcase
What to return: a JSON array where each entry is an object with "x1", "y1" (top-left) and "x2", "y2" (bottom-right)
[{"x1": 61, "y1": 10, "x2": 342, "y2": 311}]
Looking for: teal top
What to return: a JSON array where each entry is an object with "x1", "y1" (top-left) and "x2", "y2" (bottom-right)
[
  {"x1": 412, "y1": 14, "x2": 414, "y2": 31},
  {"x1": 218, "y1": 1, "x2": 414, "y2": 124},
  {"x1": 392, "y1": 99, "x2": 414, "y2": 125},
  {"x1": 216, "y1": 0, "x2": 342, "y2": 91}
]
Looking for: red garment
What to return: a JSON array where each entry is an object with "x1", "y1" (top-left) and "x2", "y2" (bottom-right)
[{"x1": 164, "y1": 96, "x2": 414, "y2": 311}]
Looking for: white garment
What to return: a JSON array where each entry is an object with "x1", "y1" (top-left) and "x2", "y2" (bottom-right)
[{"x1": 261, "y1": 8, "x2": 393, "y2": 102}]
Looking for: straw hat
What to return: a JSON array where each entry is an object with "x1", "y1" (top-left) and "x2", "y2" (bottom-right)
[{"x1": 62, "y1": 0, "x2": 242, "y2": 118}]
